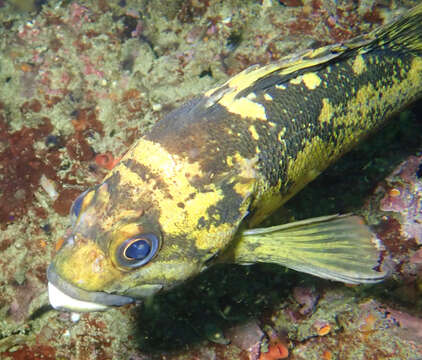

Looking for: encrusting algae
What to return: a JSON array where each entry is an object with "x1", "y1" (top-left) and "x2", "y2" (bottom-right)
[{"x1": 47, "y1": 4, "x2": 422, "y2": 312}]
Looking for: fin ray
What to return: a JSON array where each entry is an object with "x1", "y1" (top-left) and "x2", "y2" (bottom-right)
[
  {"x1": 206, "y1": 3, "x2": 422, "y2": 104},
  {"x1": 229, "y1": 215, "x2": 388, "y2": 284}
]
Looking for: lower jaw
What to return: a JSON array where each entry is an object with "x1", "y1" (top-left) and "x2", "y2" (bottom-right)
[{"x1": 47, "y1": 265, "x2": 134, "y2": 312}]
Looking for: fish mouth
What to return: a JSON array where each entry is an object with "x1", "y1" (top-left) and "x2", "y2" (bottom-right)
[{"x1": 47, "y1": 264, "x2": 134, "y2": 312}]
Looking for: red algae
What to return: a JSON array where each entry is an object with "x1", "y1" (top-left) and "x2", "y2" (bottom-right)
[
  {"x1": 20, "y1": 99, "x2": 42, "y2": 113},
  {"x1": 259, "y1": 343, "x2": 288, "y2": 360},
  {"x1": 279, "y1": 0, "x2": 303, "y2": 7},
  {"x1": 65, "y1": 133, "x2": 94, "y2": 162},
  {"x1": 0, "y1": 344, "x2": 56, "y2": 360},
  {"x1": 0, "y1": 116, "x2": 54, "y2": 225},
  {"x1": 71, "y1": 107, "x2": 104, "y2": 136},
  {"x1": 53, "y1": 188, "x2": 83, "y2": 216}
]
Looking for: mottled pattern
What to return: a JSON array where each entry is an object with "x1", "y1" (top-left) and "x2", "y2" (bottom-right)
[{"x1": 49, "y1": 4, "x2": 422, "y2": 302}]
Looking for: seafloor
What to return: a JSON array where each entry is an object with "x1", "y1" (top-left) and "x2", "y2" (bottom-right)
[{"x1": 0, "y1": 0, "x2": 421, "y2": 359}]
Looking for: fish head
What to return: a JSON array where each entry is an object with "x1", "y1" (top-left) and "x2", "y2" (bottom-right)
[{"x1": 47, "y1": 140, "x2": 252, "y2": 312}]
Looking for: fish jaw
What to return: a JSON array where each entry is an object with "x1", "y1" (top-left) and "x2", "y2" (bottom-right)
[
  {"x1": 48, "y1": 282, "x2": 109, "y2": 312},
  {"x1": 47, "y1": 264, "x2": 134, "y2": 312},
  {"x1": 47, "y1": 230, "x2": 201, "y2": 312}
]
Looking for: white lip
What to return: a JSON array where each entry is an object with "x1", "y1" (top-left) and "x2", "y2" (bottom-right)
[{"x1": 48, "y1": 282, "x2": 109, "y2": 312}]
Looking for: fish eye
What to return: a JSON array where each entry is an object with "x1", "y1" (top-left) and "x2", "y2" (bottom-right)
[{"x1": 117, "y1": 233, "x2": 160, "y2": 268}]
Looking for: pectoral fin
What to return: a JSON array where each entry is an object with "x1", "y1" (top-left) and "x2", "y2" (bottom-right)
[{"x1": 227, "y1": 214, "x2": 388, "y2": 284}]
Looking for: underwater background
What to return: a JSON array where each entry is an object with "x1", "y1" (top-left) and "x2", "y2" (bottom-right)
[{"x1": 0, "y1": 0, "x2": 421, "y2": 359}]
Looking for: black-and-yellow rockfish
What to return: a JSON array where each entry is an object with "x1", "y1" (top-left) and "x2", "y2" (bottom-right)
[{"x1": 48, "y1": 4, "x2": 422, "y2": 311}]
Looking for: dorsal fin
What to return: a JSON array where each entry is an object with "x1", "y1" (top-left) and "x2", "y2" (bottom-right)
[{"x1": 205, "y1": 3, "x2": 422, "y2": 107}]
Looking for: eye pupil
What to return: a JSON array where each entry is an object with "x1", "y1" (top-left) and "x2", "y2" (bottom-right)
[{"x1": 124, "y1": 240, "x2": 150, "y2": 260}]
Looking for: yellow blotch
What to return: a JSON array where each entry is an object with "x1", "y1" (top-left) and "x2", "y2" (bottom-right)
[
  {"x1": 302, "y1": 72, "x2": 321, "y2": 90},
  {"x1": 277, "y1": 127, "x2": 286, "y2": 142},
  {"x1": 111, "y1": 162, "x2": 145, "y2": 188},
  {"x1": 352, "y1": 55, "x2": 366, "y2": 75},
  {"x1": 232, "y1": 153, "x2": 257, "y2": 198},
  {"x1": 204, "y1": 63, "x2": 280, "y2": 120},
  {"x1": 277, "y1": 53, "x2": 340, "y2": 77},
  {"x1": 293, "y1": 57, "x2": 422, "y2": 196},
  {"x1": 247, "y1": 92, "x2": 257, "y2": 100},
  {"x1": 289, "y1": 75, "x2": 303, "y2": 85},
  {"x1": 263, "y1": 93, "x2": 273, "y2": 101},
  {"x1": 318, "y1": 98, "x2": 334, "y2": 125},
  {"x1": 80, "y1": 190, "x2": 95, "y2": 212},
  {"x1": 353, "y1": 83, "x2": 377, "y2": 123},
  {"x1": 409, "y1": 57, "x2": 422, "y2": 85},
  {"x1": 226, "y1": 156, "x2": 234, "y2": 167},
  {"x1": 206, "y1": 63, "x2": 280, "y2": 98},
  {"x1": 224, "y1": 96, "x2": 267, "y2": 121},
  {"x1": 249, "y1": 125, "x2": 259, "y2": 140},
  {"x1": 235, "y1": 153, "x2": 258, "y2": 181}
]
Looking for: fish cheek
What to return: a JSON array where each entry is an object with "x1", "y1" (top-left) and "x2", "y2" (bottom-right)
[
  {"x1": 105, "y1": 234, "x2": 205, "y2": 296},
  {"x1": 53, "y1": 236, "x2": 123, "y2": 292}
]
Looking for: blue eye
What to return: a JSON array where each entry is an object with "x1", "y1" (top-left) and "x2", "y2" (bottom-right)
[
  {"x1": 117, "y1": 233, "x2": 160, "y2": 268},
  {"x1": 70, "y1": 189, "x2": 89, "y2": 220},
  {"x1": 125, "y1": 240, "x2": 150, "y2": 259}
]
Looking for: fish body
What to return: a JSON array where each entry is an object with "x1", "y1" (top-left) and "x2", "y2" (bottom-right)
[{"x1": 48, "y1": 5, "x2": 422, "y2": 312}]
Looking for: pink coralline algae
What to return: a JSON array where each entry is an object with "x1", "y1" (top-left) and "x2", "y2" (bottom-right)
[
  {"x1": 379, "y1": 155, "x2": 422, "y2": 244},
  {"x1": 387, "y1": 308, "x2": 422, "y2": 344},
  {"x1": 225, "y1": 320, "x2": 264, "y2": 359}
]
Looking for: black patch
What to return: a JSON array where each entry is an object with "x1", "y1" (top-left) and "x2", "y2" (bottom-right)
[
  {"x1": 122, "y1": 159, "x2": 173, "y2": 199},
  {"x1": 226, "y1": 31, "x2": 242, "y2": 51},
  {"x1": 105, "y1": 171, "x2": 121, "y2": 204},
  {"x1": 204, "y1": 181, "x2": 244, "y2": 228},
  {"x1": 199, "y1": 68, "x2": 213, "y2": 78},
  {"x1": 186, "y1": 192, "x2": 197, "y2": 201},
  {"x1": 197, "y1": 216, "x2": 207, "y2": 229}
]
